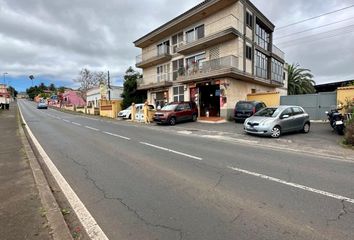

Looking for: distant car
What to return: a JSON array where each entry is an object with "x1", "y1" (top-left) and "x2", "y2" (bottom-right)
[
  {"x1": 244, "y1": 105, "x2": 310, "y2": 138},
  {"x1": 153, "y1": 101, "x2": 198, "y2": 125},
  {"x1": 234, "y1": 101, "x2": 266, "y2": 122},
  {"x1": 37, "y1": 99, "x2": 48, "y2": 109},
  {"x1": 118, "y1": 103, "x2": 154, "y2": 119}
]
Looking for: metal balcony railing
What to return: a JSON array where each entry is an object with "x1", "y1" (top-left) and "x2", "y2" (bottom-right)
[{"x1": 137, "y1": 72, "x2": 173, "y2": 87}]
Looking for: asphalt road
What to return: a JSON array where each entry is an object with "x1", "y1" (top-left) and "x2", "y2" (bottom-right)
[{"x1": 18, "y1": 100, "x2": 354, "y2": 240}]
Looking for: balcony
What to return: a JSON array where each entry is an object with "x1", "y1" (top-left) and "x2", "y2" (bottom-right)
[
  {"x1": 137, "y1": 73, "x2": 173, "y2": 90},
  {"x1": 176, "y1": 55, "x2": 243, "y2": 83},
  {"x1": 176, "y1": 15, "x2": 242, "y2": 55},
  {"x1": 272, "y1": 44, "x2": 285, "y2": 60},
  {"x1": 136, "y1": 45, "x2": 172, "y2": 68}
]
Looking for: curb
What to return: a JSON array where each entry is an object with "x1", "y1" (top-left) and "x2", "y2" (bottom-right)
[{"x1": 18, "y1": 108, "x2": 73, "y2": 240}]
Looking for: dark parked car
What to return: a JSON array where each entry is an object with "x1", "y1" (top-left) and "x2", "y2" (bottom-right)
[
  {"x1": 234, "y1": 101, "x2": 266, "y2": 122},
  {"x1": 153, "y1": 101, "x2": 198, "y2": 125}
]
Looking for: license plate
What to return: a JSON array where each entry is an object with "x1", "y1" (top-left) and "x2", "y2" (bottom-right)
[{"x1": 335, "y1": 120, "x2": 343, "y2": 125}]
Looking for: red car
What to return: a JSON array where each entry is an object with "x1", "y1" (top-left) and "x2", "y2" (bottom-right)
[{"x1": 153, "y1": 101, "x2": 198, "y2": 125}]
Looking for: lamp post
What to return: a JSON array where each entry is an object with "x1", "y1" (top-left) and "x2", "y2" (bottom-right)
[
  {"x1": 29, "y1": 75, "x2": 34, "y2": 86},
  {"x1": 3, "y1": 72, "x2": 8, "y2": 85}
]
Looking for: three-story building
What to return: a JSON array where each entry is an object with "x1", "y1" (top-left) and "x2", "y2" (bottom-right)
[{"x1": 134, "y1": 0, "x2": 285, "y2": 119}]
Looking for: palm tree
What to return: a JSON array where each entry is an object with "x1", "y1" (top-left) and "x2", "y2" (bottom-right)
[{"x1": 287, "y1": 64, "x2": 316, "y2": 95}]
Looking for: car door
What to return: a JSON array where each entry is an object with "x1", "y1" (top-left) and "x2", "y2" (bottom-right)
[
  {"x1": 175, "y1": 104, "x2": 185, "y2": 122},
  {"x1": 183, "y1": 102, "x2": 193, "y2": 120},
  {"x1": 291, "y1": 107, "x2": 305, "y2": 130},
  {"x1": 279, "y1": 107, "x2": 295, "y2": 132}
]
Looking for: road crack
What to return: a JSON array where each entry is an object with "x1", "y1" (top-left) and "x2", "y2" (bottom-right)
[
  {"x1": 326, "y1": 199, "x2": 353, "y2": 226},
  {"x1": 65, "y1": 153, "x2": 184, "y2": 240}
]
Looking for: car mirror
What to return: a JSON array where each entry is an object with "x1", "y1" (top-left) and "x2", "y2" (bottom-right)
[{"x1": 281, "y1": 114, "x2": 289, "y2": 119}]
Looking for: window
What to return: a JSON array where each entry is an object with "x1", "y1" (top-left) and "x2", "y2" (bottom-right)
[
  {"x1": 183, "y1": 103, "x2": 191, "y2": 110},
  {"x1": 173, "y1": 86, "x2": 184, "y2": 102},
  {"x1": 246, "y1": 44, "x2": 252, "y2": 60},
  {"x1": 186, "y1": 53, "x2": 206, "y2": 74},
  {"x1": 172, "y1": 32, "x2": 183, "y2": 53},
  {"x1": 271, "y1": 58, "x2": 284, "y2": 83},
  {"x1": 157, "y1": 40, "x2": 170, "y2": 56},
  {"x1": 281, "y1": 108, "x2": 293, "y2": 117},
  {"x1": 292, "y1": 107, "x2": 304, "y2": 115},
  {"x1": 172, "y1": 59, "x2": 184, "y2": 80},
  {"x1": 246, "y1": 11, "x2": 253, "y2": 28},
  {"x1": 186, "y1": 25, "x2": 205, "y2": 43},
  {"x1": 255, "y1": 24, "x2": 270, "y2": 50},
  {"x1": 157, "y1": 64, "x2": 170, "y2": 82},
  {"x1": 255, "y1": 50, "x2": 268, "y2": 79}
]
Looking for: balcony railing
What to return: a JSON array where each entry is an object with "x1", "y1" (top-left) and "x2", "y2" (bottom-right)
[
  {"x1": 176, "y1": 14, "x2": 242, "y2": 54},
  {"x1": 136, "y1": 45, "x2": 172, "y2": 67},
  {"x1": 272, "y1": 44, "x2": 285, "y2": 59},
  {"x1": 137, "y1": 73, "x2": 173, "y2": 90},
  {"x1": 176, "y1": 55, "x2": 239, "y2": 82}
]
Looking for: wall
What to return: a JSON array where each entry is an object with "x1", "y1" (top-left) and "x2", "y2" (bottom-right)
[
  {"x1": 99, "y1": 100, "x2": 122, "y2": 118},
  {"x1": 86, "y1": 106, "x2": 100, "y2": 115},
  {"x1": 247, "y1": 92, "x2": 280, "y2": 106},
  {"x1": 337, "y1": 86, "x2": 354, "y2": 106}
]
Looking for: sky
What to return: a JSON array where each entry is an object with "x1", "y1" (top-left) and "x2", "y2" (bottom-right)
[{"x1": 1, "y1": 0, "x2": 354, "y2": 92}]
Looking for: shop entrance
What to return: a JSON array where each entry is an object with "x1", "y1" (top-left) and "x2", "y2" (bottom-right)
[
  {"x1": 153, "y1": 91, "x2": 168, "y2": 109},
  {"x1": 199, "y1": 83, "x2": 220, "y2": 117}
]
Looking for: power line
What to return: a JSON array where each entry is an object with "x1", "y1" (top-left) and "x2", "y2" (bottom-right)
[
  {"x1": 278, "y1": 28, "x2": 354, "y2": 49},
  {"x1": 276, "y1": 23, "x2": 354, "y2": 45},
  {"x1": 276, "y1": 4, "x2": 354, "y2": 30},
  {"x1": 275, "y1": 16, "x2": 354, "y2": 40}
]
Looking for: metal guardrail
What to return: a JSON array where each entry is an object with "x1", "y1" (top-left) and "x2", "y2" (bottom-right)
[{"x1": 136, "y1": 45, "x2": 171, "y2": 65}]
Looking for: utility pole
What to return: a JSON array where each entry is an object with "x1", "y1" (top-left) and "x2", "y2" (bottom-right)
[
  {"x1": 29, "y1": 75, "x2": 35, "y2": 86},
  {"x1": 107, "y1": 71, "x2": 111, "y2": 101}
]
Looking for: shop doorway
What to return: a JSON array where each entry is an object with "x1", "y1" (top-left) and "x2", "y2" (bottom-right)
[
  {"x1": 154, "y1": 91, "x2": 168, "y2": 110},
  {"x1": 199, "y1": 84, "x2": 220, "y2": 117}
]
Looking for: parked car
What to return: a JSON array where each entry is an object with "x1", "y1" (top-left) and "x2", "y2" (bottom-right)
[
  {"x1": 234, "y1": 101, "x2": 266, "y2": 122},
  {"x1": 118, "y1": 103, "x2": 154, "y2": 119},
  {"x1": 37, "y1": 99, "x2": 48, "y2": 109},
  {"x1": 244, "y1": 105, "x2": 310, "y2": 138},
  {"x1": 153, "y1": 101, "x2": 198, "y2": 125}
]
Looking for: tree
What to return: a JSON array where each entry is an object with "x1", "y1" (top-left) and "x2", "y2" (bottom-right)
[
  {"x1": 94, "y1": 71, "x2": 108, "y2": 86},
  {"x1": 57, "y1": 86, "x2": 66, "y2": 93},
  {"x1": 7, "y1": 86, "x2": 18, "y2": 98},
  {"x1": 38, "y1": 82, "x2": 47, "y2": 91},
  {"x1": 121, "y1": 67, "x2": 145, "y2": 109},
  {"x1": 287, "y1": 64, "x2": 316, "y2": 95},
  {"x1": 74, "y1": 68, "x2": 99, "y2": 101},
  {"x1": 49, "y1": 83, "x2": 56, "y2": 92},
  {"x1": 26, "y1": 85, "x2": 41, "y2": 100}
]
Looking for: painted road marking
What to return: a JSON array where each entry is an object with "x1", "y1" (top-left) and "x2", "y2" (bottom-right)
[
  {"x1": 103, "y1": 131, "x2": 130, "y2": 140},
  {"x1": 18, "y1": 103, "x2": 109, "y2": 240},
  {"x1": 63, "y1": 119, "x2": 70, "y2": 123},
  {"x1": 228, "y1": 166, "x2": 354, "y2": 204},
  {"x1": 85, "y1": 126, "x2": 100, "y2": 131},
  {"x1": 140, "y1": 142, "x2": 202, "y2": 161},
  {"x1": 71, "y1": 122, "x2": 82, "y2": 126}
]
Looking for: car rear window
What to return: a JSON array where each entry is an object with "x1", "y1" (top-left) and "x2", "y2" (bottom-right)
[{"x1": 236, "y1": 102, "x2": 253, "y2": 110}]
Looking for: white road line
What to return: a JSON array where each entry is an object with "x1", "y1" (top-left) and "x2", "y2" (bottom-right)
[
  {"x1": 71, "y1": 122, "x2": 82, "y2": 126},
  {"x1": 18, "y1": 104, "x2": 109, "y2": 240},
  {"x1": 140, "y1": 142, "x2": 202, "y2": 161},
  {"x1": 102, "y1": 131, "x2": 130, "y2": 140},
  {"x1": 227, "y1": 166, "x2": 354, "y2": 204},
  {"x1": 62, "y1": 119, "x2": 70, "y2": 123},
  {"x1": 85, "y1": 126, "x2": 99, "y2": 131}
]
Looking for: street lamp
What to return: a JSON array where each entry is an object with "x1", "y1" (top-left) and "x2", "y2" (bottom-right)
[
  {"x1": 29, "y1": 75, "x2": 34, "y2": 86},
  {"x1": 3, "y1": 72, "x2": 8, "y2": 85}
]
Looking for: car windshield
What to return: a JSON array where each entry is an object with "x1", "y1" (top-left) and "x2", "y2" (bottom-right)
[
  {"x1": 236, "y1": 102, "x2": 253, "y2": 110},
  {"x1": 161, "y1": 104, "x2": 178, "y2": 111},
  {"x1": 254, "y1": 107, "x2": 281, "y2": 117},
  {"x1": 125, "y1": 106, "x2": 132, "y2": 110},
  {"x1": 40, "y1": 99, "x2": 46, "y2": 103}
]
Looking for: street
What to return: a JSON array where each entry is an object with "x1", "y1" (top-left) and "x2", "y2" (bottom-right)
[{"x1": 18, "y1": 99, "x2": 354, "y2": 240}]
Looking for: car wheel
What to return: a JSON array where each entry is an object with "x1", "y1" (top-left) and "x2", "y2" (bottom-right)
[
  {"x1": 169, "y1": 117, "x2": 176, "y2": 126},
  {"x1": 271, "y1": 126, "x2": 281, "y2": 138},
  {"x1": 128, "y1": 114, "x2": 131, "y2": 119},
  {"x1": 302, "y1": 122, "x2": 310, "y2": 133},
  {"x1": 192, "y1": 114, "x2": 197, "y2": 122}
]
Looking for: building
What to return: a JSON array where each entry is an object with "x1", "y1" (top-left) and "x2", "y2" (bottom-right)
[
  {"x1": 62, "y1": 90, "x2": 85, "y2": 107},
  {"x1": 86, "y1": 85, "x2": 123, "y2": 108},
  {"x1": 315, "y1": 79, "x2": 354, "y2": 93},
  {"x1": 134, "y1": 0, "x2": 286, "y2": 119}
]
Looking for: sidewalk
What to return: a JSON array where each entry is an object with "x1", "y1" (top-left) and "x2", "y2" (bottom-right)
[{"x1": 0, "y1": 103, "x2": 52, "y2": 239}]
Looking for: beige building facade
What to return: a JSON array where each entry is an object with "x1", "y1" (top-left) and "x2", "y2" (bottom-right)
[{"x1": 134, "y1": 0, "x2": 286, "y2": 119}]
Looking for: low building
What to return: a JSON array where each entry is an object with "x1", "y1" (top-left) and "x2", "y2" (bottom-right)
[
  {"x1": 315, "y1": 79, "x2": 354, "y2": 93},
  {"x1": 86, "y1": 85, "x2": 123, "y2": 108},
  {"x1": 62, "y1": 90, "x2": 85, "y2": 107}
]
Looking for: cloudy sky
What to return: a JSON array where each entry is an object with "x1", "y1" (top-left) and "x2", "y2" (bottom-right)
[{"x1": 1, "y1": 0, "x2": 354, "y2": 91}]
